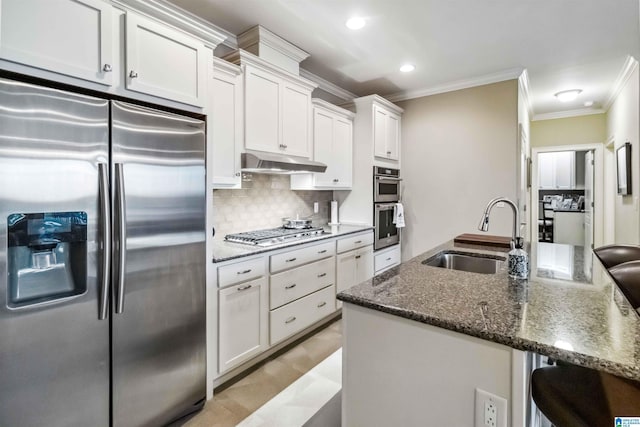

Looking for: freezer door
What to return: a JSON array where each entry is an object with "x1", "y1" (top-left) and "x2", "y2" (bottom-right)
[
  {"x1": 0, "y1": 78, "x2": 110, "y2": 426},
  {"x1": 111, "y1": 101, "x2": 206, "y2": 427}
]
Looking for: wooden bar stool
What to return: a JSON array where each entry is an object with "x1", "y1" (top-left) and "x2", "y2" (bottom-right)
[{"x1": 532, "y1": 364, "x2": 640, "y2": 427}]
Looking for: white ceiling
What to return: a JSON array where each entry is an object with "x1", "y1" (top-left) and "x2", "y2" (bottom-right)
[{"x1": 168, "y1": 0, "x2": 640, "y2": 117}]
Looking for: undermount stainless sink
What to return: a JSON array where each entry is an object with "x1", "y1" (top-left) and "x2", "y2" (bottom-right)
[{"x1": 422, "y1": 251, "x2": 505, "y2": 274}]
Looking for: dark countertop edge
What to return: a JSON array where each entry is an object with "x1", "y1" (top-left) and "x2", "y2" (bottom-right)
[
  {"x1": 212, "y1": 225, "x2": 374, "y2": 263},
  {"x1": 337, "y1": 293, "x2": 640, "y2": 381}
]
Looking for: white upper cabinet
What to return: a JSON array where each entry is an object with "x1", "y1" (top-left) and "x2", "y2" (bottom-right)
[
  {"x1": 0, "y1": 0, "x2": 114, "y2": 85},
  {"x1": 538, "y1": 151, "x2": 575, "y2": 189},
  {"x1": 291, "y1": 99, "x2": 354, "y2": 190},
  {"x1": 373, "y1": 104, "x2": 400, "y2": 161},
  {"x1": 281, "y1": 81, "x2": 312, "y2": 157},
  {"x1": 211, "y1": 58, "x2": 243, "y2": 188},
  {"x1": 244, "y1": 64, "x2": 280, "y2": 153},
  {"x1": 225, "y1": 50, "x2": 317, "y2": 159},
  {"x1": 124, "y1": 11, "x2": 207, "y2": 107}
]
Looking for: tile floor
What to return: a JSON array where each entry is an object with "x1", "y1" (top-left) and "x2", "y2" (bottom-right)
[{"x1": 182, "y1": 318, "x2": 342, "y2": 427}]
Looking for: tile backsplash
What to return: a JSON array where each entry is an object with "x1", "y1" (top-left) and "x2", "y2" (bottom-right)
[{"x1": 213, "y1": 174, "x2": 333, "y2": 238}]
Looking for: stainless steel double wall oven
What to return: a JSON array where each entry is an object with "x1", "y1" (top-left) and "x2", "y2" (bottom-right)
[{"x1": 373, "y1": 166, "x2": 401, "y2": 250}]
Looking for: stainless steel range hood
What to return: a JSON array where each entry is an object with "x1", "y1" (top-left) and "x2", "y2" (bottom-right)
[{"x1": 241, "y1": 151, "x2": 327, "y2": 174}]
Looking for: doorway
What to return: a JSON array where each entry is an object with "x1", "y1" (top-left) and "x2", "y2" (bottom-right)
[{"x1": 531, "y1": 144, "x2": 604, "y2": 284}]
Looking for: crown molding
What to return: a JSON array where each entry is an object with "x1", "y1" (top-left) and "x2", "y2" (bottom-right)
[
  {"x1": 518, "y1": 69, "x2": 534, "y2": 118},
  {"x1": 311, "y1": 98, "x2": 356, "y2": 119},
  {"x1": 299, "y1": 68, "x2": 357, "y2": 101},
  {"x1": 223, "y1": 49, "x2": 318, "y2": 91},
  {"x1": 532, "y1": 108, "x2": 606, "y2": 121},
  {"x1": 112, "y1": 0, "x2": 231, "y2": 48},
  {"x1": 385, "y1": 67, "x2": 523, "y2": 102},
  {"x1": 603, "y1": 55, "x2": 639, "y2": 111},
  {"x1": 237, "y1": 25, "x2": 310, "y2": 64},
  {"x1": 342, "y1": 94, "x2": 404, "y2": 114},
  {"x1": 212, "y1": 57, "x2": 242, "y2": 77}
]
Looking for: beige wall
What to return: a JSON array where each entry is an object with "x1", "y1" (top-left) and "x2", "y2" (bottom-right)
[
  {"x1": 606, "y1": 65, "x2": 640, "y2": 244},
  {"x1": 397, "y1": 80, "x2": 518, "y2": 260},
  {"x1": 530, "y1": 114, "x2": 606, "y2": 147}
]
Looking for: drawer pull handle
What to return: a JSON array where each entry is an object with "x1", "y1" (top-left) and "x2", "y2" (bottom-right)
[
  {"x1": 317, "y1": 301, "x2": 327, "y2": 308},
  {"x1": 386, "y1": 257, "x2": 392, "y2": 261},
  {"x1": 237, "y1": 269, "x2": 252, "y2": 275},
  {"x1": 355, "y1": 240, "x2": 362, "y2": 244},
  {"x1": 317, "y1": 272, "x2": 327, "y2": 278},
  {"x1": 355, "y1": 255, "x2": 361, "y2": 259},
  {"x1": 318, "y1": 249, "x2": 327, "y2": 254},
  {"x1": 286, "y1": 257, "x2": 297, "y2": 262},
  {"x1": 285, "y1": 316, "x2": 297, "y2": 324},
  {"x1": 285, "y1": 283, "x2": 297, "y2": 289},
  {"x1": 237, "y1": 284, "x2": 252, "y2": 291}
]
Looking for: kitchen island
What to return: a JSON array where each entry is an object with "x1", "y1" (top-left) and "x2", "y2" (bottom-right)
[{"x1": 337, "y1": 240, "x2": 640, "y2": 426}]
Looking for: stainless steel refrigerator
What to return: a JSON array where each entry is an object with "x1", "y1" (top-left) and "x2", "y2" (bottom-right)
[{"x1": 0, "y1": 77, "x2": 206, "y2": 427}]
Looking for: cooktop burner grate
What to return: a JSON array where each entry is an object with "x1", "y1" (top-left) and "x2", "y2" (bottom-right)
[{"x1": 224, "y1": 226, "x2": 326, "y2": 246}]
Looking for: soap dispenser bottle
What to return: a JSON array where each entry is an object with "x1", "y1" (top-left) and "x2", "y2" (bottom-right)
[{"x1": 508, "y1": 237, "x2": 529, "y2": 279}]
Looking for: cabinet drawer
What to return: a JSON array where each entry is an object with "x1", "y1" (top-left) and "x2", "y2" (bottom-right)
[
  {"x1": 270, "y1": 285, "x2": 335, "y2": 345},
  {"x1": 218, "y1": 257, "x2": 266, "y2": 288},
  {"x1": 337, "y1": 232, "x2": 374, "y2": 253},
  {"x1": 270, "y1": 240, "x2": 335, "y2": 273},
  {"x1": 270, "y1": 256, "x2": 335, "y2": 309},
  {"x1": 374, "y1": 245, "x2": 401, "y2": 273}
]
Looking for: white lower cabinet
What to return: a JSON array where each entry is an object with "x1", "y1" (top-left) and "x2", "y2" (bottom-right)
[
  {"x1": 270, "y1": 256, "x2": 335, "y2": 309},
  {"x1": 270, "y1": 285, "x2": 336, "y2": 345},
  {"x1": 374, "y1": 244, "x2": 401, "y2": 273},
  {"x1": 218, "y1": 276, "x2": 268, "y2": 373},
  {"x1": 336, "y1": 232, "x2": 374, "y2": 309}
]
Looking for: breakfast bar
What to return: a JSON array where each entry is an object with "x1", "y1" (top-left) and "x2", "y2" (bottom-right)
[{"x1": 337, "y1": 240, "x2": 640, "y2": 426}]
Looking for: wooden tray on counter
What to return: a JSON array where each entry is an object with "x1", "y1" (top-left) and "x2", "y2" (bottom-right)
[{"x1": 453, "y1": 233, "x2": 511, "y2": 249}]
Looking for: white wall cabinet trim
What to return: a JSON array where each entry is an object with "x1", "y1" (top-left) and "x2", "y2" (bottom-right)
[
  {"x1": 0, "y1": 0, "x2": 114, "y2": 86},
  {"x1": 125, "y1": 10, "x2": 207, "y2": 107}
]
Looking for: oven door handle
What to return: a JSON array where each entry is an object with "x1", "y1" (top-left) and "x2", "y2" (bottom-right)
[
  {"x1": 375, "y1": 203, "x2": 397, "y2": 210},
  {"x1": 375, "y1": 176, "x2": 403, "y2": 181}
]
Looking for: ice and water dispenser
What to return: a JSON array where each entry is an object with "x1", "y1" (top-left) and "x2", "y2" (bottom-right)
[{"x1": 7, "y1": 212, "x2": 87, "y2": 308}]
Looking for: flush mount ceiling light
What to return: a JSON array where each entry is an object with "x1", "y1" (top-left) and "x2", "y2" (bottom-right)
[
  {"x1": 400, "y1": 64, "x2": 415, "y2": 73},
  {"x1": 345, "y1": 17, "x2": 366, "y2": 30},
  {"x1": 554, "y1": 89, "x2": 582, "y2": 102}
]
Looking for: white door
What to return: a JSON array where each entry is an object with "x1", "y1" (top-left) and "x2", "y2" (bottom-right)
[
  {"x1": 373, "y1": 105, "x2": 388, "y2": 158},
  {"x1": 584, "y1": 150, "x2": 594, "y2": 281},
  {"x1": 333, "y1": 117, "x2": 353, "y2": 188},
  {"x1": 211, "y1": 65, "x2": 242, "y2": 187},
  {"x1": 312, "y1": 109, "x2": 335, "y2": 187},
  {"x1": 386, "y1": 112, "x2": 400, "y2": 160},
  {"x1": 125, "y1": 11, "x2": 206, "y2": 107},
  {"x1": 218, "y1": 277, "x2": 267, "y2": 373},
  {"x1": 0, "y1": 0, "x2": 113, "y2": 85},
  {"x1": 281, "y1": 81, "x2": 311, "y2": 158},
  {"x1": 245, "y1": 65, "x2": 280, "y2": 153}
]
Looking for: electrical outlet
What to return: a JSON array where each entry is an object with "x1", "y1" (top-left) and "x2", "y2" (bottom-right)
[{"x1": 475, "y1": 388, "x2": 507, "y2": 427}]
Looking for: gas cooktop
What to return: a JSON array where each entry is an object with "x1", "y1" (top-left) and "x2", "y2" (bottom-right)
[{"x1": 224, "y1": 226, "x2": 326, "y2": 247}]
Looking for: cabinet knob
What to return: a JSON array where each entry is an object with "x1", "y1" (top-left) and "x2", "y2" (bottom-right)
[
  {"x1": 333, "y1": 178, "x2": 339, "y2": 183},
  {"x1": 237, "y1": 284, "x2": 252, "y2": 291},
  {"x1": 129, "y1": 70, "x2": 139, "y2": 78},
  {"x1": 317, "y1": 301, "x2": 327, "y2": 308},
  {"x1": 103, "y1": 64, "x2": 112, "y2": 72},
  {"x1": 285, "y1": 316, "x2": 297, "y2": 324},
  {"x1": 235, "y1": 172, "x2": 241, "y2": 177},
  {"x1": 317, "y1": 272, "x2": 327, "y2": 278},
  {"x1": 355, "y1": 255, "x2": 361, "y2": 259},
  {"x1": 386, "y1": 151, "x2": 391, "y2": 155},
  {"x1": 285, "y1": 283, "x2": 297, "y2": 290}
]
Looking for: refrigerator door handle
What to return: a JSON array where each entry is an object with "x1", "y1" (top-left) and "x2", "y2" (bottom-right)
[
  {"x1": 98, "y1": 163, "x2": 111, "y2": 320},
  {"x1": 114, "y1": 163, "x2": 127, "y2": 314}
]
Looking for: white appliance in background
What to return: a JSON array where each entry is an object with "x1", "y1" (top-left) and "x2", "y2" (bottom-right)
[{"x1": 0, "y1": 77, "x2": 206, "y2": 427}]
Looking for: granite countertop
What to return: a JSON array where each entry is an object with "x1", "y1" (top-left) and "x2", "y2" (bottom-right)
[
  {"x1": 212, "y1": 224, "x2": 373, "y2": 263},
  {"x1": 337, "y1": 240, "x2": 640, "y2": 381}
]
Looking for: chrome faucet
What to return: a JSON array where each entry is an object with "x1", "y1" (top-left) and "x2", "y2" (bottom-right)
[{"x1": 478, "y1": 197, "x2": 523, "y2": 248}]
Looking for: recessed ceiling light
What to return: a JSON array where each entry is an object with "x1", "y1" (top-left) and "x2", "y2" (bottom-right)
[
  {"x1": 400, "y1": 64, "x2": 415, "y2": 73},
  {"x1": 554, "y1": 89, "x2": 582, "y2": 102},
  {"x1": 584, "y1": 100, "x2": 594, "y2": 107},
  {"x1": 345, "y1": 17, "x2": 365, "y2": 30}
]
